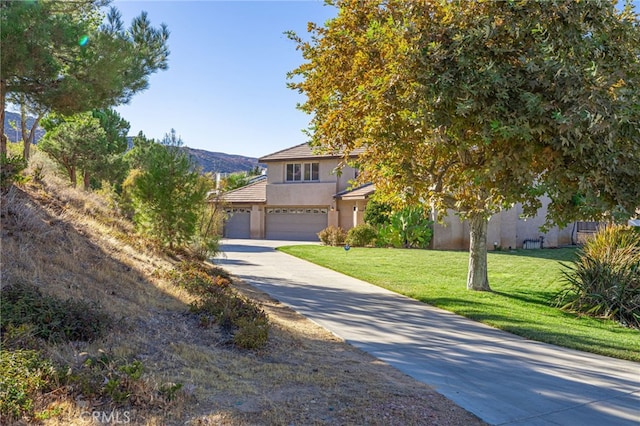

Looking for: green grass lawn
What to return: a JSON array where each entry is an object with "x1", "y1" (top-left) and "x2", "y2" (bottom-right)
[{"x1": 277, "y1": 245, "x2": 640, "y2": 362}]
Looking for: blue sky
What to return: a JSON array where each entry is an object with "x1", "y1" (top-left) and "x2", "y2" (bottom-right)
[
  {"x1": 113, "y1": 0, "x2": 337, "y2": 158},
  {"x1": 113, "y1": 0, "x2": 638, "y2": 159}
]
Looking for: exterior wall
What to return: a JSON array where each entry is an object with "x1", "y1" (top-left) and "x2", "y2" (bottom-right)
[
  {"x1": 328, "y1": 209, "x2": 339, "y2": 228},
  {"x1": 337, "y1": 203, "x2": 353, "y2": 230},
  {"x1": 557, "y1": 225, "x2": 574, "y2": 246},
  {"x1": 266, "y1": 158, "x2": 340, "y2": 185},
  {"x1": 510, "y1": 197, "x2": 574, "y2": 248},
  {"x1": 265, "y1": 158, "x2": 358, "y2": 204},
  {"x1": 335, "y1": 199, "x2": 367, "y2": 231},
  {"x1": 431, "y1": 196, "x2": 575, "y2": 250},
  {"x1": 431, "y1": 211, "x2": 468, "y2": 250},
  {"x1": 353, "y1": 200, "x2": 366, "y2": 228},
  {"x1": 249, "y1": 205, "x2": 264, "y2": 239},
  {"x1": 499, "y1": 209, "x2": 519, "y2": 249},
  {"x1": 265, "y1": 158, "x2": 348, "y2": 207},
  {"x1": 335, "y1": 165, "x2": 359, "y2": 194},
  {"x1": 266, "y1": 182, "x2": 336, "y2": 206},
  {"x1": 487, "y1": 213, "x2": 501, "y2": 249}
]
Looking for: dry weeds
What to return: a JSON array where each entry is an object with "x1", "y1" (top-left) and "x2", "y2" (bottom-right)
[{"x1": 1, "y1": 178, "x2": 485, "y2": 425}]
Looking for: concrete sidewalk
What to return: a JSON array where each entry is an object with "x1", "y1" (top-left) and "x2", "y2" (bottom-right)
[{"x1": 215, "y1": 239, "x2": 640, "y2": 426}]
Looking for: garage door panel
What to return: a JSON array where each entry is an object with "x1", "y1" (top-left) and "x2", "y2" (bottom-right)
[
  {"x1": 266, "y1": 207, "x2": 327, "y2": 241},
  {"x1": 224, "y1": 208, "x2": 251, "y2": 238}
]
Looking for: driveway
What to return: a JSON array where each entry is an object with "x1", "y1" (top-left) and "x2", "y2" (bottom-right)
[{"x1": 215, "y1": 239, "x2": 640, "y2": 426}]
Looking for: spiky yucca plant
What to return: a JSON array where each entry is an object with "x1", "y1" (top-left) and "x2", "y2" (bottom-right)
[{"x1": 557, "y1": 224, "x2": 640, "y2": 328}]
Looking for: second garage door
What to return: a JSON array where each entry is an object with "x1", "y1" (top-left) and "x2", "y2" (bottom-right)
[
  {"x1": 266, "y1": 207, "x2": 328, "y2": 241},
  {"x1": 223, "y1": 208, "x2": 251, "y2": 238}
]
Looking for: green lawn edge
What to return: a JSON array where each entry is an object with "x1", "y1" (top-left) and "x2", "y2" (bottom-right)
[{"x1": 277, "y1": 245, "x2": 640, "y2": 362}]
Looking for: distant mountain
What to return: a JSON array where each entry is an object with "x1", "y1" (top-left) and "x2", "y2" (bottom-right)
[
  {"x1": 187, "y1": 147, "x2": 263, "y2": 175},
  {"x1": 125, "y1": 137, "x2": 262, "y2": 174},
  {"x1": 3, "y1": 111, "x2": 45, "y2": 143}
]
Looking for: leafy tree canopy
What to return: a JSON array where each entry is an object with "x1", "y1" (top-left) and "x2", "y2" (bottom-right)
[
  {"x1": 288, "y1": 0, "x2": 640, "y2": 290},
  {"x1": 40, "y1": 112, "x2": 106, "y2": 189},
  {"x1": 0, "y1": 0, "x2": 169, "y2": 155},
  {"x1": 40, "y1": 108, "x2": 130, "y2": 190}
]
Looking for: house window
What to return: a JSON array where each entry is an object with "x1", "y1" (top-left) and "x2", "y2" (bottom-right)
[{"x1": 286, "y1": 162, "x2": 319, "y2": 182}]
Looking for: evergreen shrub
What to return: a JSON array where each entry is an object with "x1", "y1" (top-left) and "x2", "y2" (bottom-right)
[
  {"x1": 346, "y1": 223, "x2": 378, "y2": 247},
  {"x1": 556, "y1": 224, "x2": 640, "y2": 328}
]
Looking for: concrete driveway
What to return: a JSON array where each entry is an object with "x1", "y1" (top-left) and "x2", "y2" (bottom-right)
[{"x1": 215, "y1": 239, "x2": 640, "y2": 426}]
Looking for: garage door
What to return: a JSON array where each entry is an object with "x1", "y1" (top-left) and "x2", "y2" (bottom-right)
[
  {"x1": 266, "y1": 207, "x2": 328, "y2": 241},
  {"x1": 224, "y1": 208, "x2": 251, "y2": 238}
]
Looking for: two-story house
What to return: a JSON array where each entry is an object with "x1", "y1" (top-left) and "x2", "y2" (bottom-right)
[
  {"x1": 220, "y1": 142, "x2": 576, "y2": 248},
  {"x1": 220, "y1": 143, "x2": 371, "y2": 240}
]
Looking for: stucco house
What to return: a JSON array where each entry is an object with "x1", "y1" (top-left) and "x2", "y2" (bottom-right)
[
  {"x1": 219, "y1": 142, "x2": 576, "y2": 248},
  {"x1": 220, "y1": 143, "x2": 369, "y2": 240}
]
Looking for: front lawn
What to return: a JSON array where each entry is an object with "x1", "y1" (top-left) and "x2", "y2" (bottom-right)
[{"x1": 277, "y1": 246, "x2": 640, "y2": 362}]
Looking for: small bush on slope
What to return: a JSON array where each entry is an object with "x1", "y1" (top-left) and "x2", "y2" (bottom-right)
[{"x1": 161, "y1": 261, "x2": 270, "y2": 349}]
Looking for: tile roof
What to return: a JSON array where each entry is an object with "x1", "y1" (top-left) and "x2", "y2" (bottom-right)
[
  {"x1": 259, "y1": 142, "x2": 366, "y2": 162},
  {"x1": 335, "y1": 183, "x2": 375, "y2": 200},
  {"x1": 220, "y1": 178, "x2": 266, "y2": 203}
]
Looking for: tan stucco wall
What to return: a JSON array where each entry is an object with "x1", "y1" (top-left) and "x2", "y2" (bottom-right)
[
  {"x1": 337, "y1": 205, "x2": 352, "y2": 230},
  {"x1": 499, "y1": 209, "x2": 519, "y2": 249},
  {"x1": 334, "y1": 199, "x2": 368, "y2": 230},
  {"x1": 264, "y1": 157, "x2": 360, "y2": 208},
  {"x1": 250, "y1": 205, "x2": 264, "y2": 239},
  {"x1": 510, "y1": 197, "x2": 574, "y2": 248},
  {"x1": 266, "y1": 182, "x2": 336, "y2": 206},
  {"x1": 431, "y1": 211, "x2": 468, "y2": 250},
  {"x1": 432, "y1": 196, "x2": 575, "y2": 250},
  {"x1": 328, "y1": 209, "x2": 340, "y2": 228},
  {"x1": 266, "y1": 158, "x2": 358, "y2": 188},
  {"x1": 336, "y1": 165, "x2": 359, "y2": 192}
]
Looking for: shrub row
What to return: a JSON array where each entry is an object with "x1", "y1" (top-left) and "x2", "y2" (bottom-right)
[
  {"x1": 318, "y1": 219, "x2": 433, "y2": 249},
  {"x1": 318, "y1": 203, "x2": 433, "y2": 248},
  {"x1": 317, "y1": 224, "x2": 380, "y2": 247}
]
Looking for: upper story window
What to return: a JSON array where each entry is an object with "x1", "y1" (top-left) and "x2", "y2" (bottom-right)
[{"x1": 286, "y1": 162, "x2": 319, "y2": 182}]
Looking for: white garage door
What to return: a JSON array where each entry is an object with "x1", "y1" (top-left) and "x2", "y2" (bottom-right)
[
  {"x1": 266, "y1": 207, "x2": 328, "y2": 241},
  {"x1": 224, "y1": 208, "x2": 251, "y2": 238}
]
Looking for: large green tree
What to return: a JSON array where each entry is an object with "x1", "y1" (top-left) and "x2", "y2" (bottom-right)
[
  {"x1": 39, "y1": 113, "x2": 106, "y2": 189},
  {"x1": 39, "y1": 108, "x2": 128, "y2": 190},
  {"x1": 125, "y1": 130, "x2": 209, "y2": 249},
  {"x1": 0, "y1": 0, "x2": 169, "y2": 156},
  {"x1": 288, "y1": 0, "x2": 640, "y2": 291}
]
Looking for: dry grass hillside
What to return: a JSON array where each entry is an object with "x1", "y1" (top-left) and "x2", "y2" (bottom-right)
[{"x1": 0, "y1": 163, "x2": 485, "y2": 425}]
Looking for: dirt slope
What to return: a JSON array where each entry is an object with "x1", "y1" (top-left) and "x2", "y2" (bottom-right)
[{"x1": 1, "y1": 180, "x2": 485, "y2": 425}]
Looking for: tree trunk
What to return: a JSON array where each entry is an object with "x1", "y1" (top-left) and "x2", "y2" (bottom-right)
[
  {"x1": 83, "y1": 170, "x2": 91, "y2": 191},
  {"x1": 21, "y1": 106, "x2": 42, "y2": 161},
  {"x1": 0, "y1": 80, "x2": 6, "y2": 158},
  {"x1": 467, "y1": 213, "x2": 491, "y2": 291},
  {"x1": 68, "y1": 166, "x2": 77, "y2": 188},
  {"x1": 20, "y1": 113, "x2": 29, "y2": 160}
]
